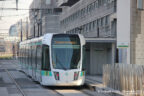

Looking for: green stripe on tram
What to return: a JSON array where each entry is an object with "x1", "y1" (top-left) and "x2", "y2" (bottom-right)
[
  {"x1": 29, "y1": 42, "x2": 42, "y2": 46},
  {"x1": 41, "y1": 71, "x2": 52, "y2": 76},
  {"x1": 80, "y1": 71, "x2": 85, "y2": 76}
]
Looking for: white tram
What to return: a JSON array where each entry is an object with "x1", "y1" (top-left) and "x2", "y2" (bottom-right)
[{"x1": 19, "y1": 33, "x2": 86, "y2": 86}]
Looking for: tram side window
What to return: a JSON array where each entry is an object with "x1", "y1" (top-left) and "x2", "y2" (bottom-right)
[
  {"x1": 19, "y1": 49, "x2": 21, "y2": 62},
  {"x1": 37, "y1": 45, "x2": 42, "y2": 70},
  {"x1": 22, "y1": 48, "x2": 24, "y2": 64},
  {"x1": 42, "y1": 45, "x2": 51, "y2": 71},
  {"x1": 27, "y1": 46, "x2": 29, "y2": 65},
  {"x1": 30, "y1": 46, "x2": 32, "y2": 66},
  {"x1": 28, "y1": 46, "x2": 31, "y2": 66},
  {"x1": 24, "y1": 46, "x2": 26, "y2": 65},
  {"x1": 32, "y1": 46, "x2": 36, "y2": 67}
]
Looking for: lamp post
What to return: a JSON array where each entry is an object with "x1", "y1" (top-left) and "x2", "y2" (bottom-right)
[{"x1": 16, "y1": 0, "x2": 18, "y2": 10}]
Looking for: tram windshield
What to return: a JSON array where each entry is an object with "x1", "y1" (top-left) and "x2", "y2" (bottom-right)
[{"x1": 52, "y1": 34, "x2": 81, "y2": 70}]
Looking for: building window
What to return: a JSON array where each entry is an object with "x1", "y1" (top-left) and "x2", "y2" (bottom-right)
[
  {"x1": 98, "y1": 0, "x2": 102, "y2": 7},
  {"x1": 137, "y1": 0, "x2": 144, "y2": 9},
  {"x1": 105, "y1": 15, "x2": 110, "y2": 25},
  {"x1": 89, "y1": 22, "x2": 91, "y2": 32},
  {"x1": 102, "y1": 17, "x2": 105, "y2": 26},
  {"x1": 86, "y1": 24, "x2": 88, "y2": 32},
  {"x1": 92, "y1": 20, "x2": 96, "y2": 29},
  {"x1": 98, "y1": 18, "x2": 101, "y2": 27},
  {"x1": 95, "y1": 0, "x2": 99, "y2": 8}
]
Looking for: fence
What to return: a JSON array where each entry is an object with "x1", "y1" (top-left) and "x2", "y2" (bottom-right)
[{"x1": 103, "y1": 64, "x2": 144, "y2": 96}]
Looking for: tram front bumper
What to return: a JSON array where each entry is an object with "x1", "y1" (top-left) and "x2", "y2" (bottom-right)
[{"x1": 41, "y1": 76, "x2": 85, "y2": 86}]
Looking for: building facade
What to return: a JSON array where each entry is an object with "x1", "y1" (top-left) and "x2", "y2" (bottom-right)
[
  {"x1": 59, "y1": 0, "x2": 117, "y2": 75},
  {"x1": 58, "y1": 0, "x2": 144, "y2": 76},
  {"x1": 117, "y1": 0, "x2": 144, "y2": 65},
  {"x1": 15, "y1": 0, "x2": 144, "y2": 75},
  {"x1": 29, "y1": 0, "x2": 62, "y2": 38}
]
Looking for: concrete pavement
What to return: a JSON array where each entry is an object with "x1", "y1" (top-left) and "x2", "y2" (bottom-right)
[
  {"x1": 84, "y1": 75, "x2": 123, "y2": 96},
  {"x1": 0, "y1": 59, "x2": 124, "y2": 96}
]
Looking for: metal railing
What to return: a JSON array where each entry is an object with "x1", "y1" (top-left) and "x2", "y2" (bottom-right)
[{"x1": 103, "y1": 64, "x2": 144, "y2": 96}]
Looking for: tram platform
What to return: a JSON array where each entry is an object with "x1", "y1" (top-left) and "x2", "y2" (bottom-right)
[{"x1": 84, "y1": 75, "x2": 123, "y2": 96}]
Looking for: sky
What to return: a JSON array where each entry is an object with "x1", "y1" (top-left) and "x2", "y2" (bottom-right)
[{"x1": 0, "y1": 0, "x2": 33, "y2": 33}]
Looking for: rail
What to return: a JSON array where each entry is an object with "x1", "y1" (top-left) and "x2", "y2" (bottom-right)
[{"x1": 5, "y1": 69, "x2": 26, "y2": 96}]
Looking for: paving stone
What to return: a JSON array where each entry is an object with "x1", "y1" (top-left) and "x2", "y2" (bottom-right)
[{"x1": 0, "y1": 87, "x2": 9, "y2": 96}]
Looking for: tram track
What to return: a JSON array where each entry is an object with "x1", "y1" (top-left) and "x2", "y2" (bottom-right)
[
  {"x1": 0, "y1": 60, "x2": 95, "y2": 96},
  {"x1": 4, "y1": 68, "x2": 90, "y2": 96},
  {"x1": 1, "y1": 61, "x2": 91, "y2": 96},
  {"x1": 5, "y1": 69, "x2": 26, "y2": 96},
  {"x1": 4, "y1": 68, "x2": 91, "y2": 96},
  {"x1": 46, "y1": 86, "x2": 92, "y2": 96},
  {"x1": 54, "y1": 89, "x2": 90, "y2": 96}
]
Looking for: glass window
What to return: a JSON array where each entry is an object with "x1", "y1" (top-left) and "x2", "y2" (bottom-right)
[
  {"x1": 82, "y1": 45, "x2": 86, "y2": 71},
  {"x1": 95, "y1": 0, "x2": 98, "y2": 8},
  {"x1": 30, "y1": 46, "x2": 32, "y2": 66},
  {"x1": 23, "y1": 46, "x2": 26, "y2": 64},
  {"x1": 77, "y1": 10, "x2": 80, "y2": 17},
  {"x1": 105, "y1": 15, "x2": 110, "y2": 25},
  {"x1": 87, "y1": 5, "x2": 90, "y2": 13},
  {"x1": 101, "y1": 17, "x2": 105, "y2": 26},
  {"x1": 52, "y1": 34, "x2": 81, "y2": 70},
  {"x1": 98, "y1": 19, "x2": 101, "y2": 27},
  {"x1": 83, "y1": 24, "x2": 86, "y2": 32},
  {"x1": 81, "y1": 8, "x2": 84, "y2": 16},
  {"x1": 104, "y1": 0, "x2": 107, "y2": 4},
  {"x1": 89, "y1": 22, "x2": 92, "y2": 31},
  {"x1": 42, "y1": 45, "x2": 50, "y2": 70},
  {"x1": 83, "y1": 8, "x2": 86, "y2": 15},
  {"x1": 92, "y1": 21, "x2": 95, "y2": 29},
  {"x1": 89, "y1": 3, "x2": 93, "y2": 12},
  {"x1": 81, "y1": 25, "x2": 84, "y2": 33},
  {"x1": 26, "y1": 45, "x2": 28, "y2": 66},
  {"x1": 137, "y1": 0, "x2": 143, "y2": 9},
  {"x1": 28, "y1": 46, "x2": 30, "y2": 66},
  {"x1": 86, "y1": 23, "x2": 89, "y2": 32},
  {"x1": 32, "y1": 46, "x2": 36, "y2": 66},
  {"x1": 95, "y1": 20, "x2": 97, "y2": 29}
]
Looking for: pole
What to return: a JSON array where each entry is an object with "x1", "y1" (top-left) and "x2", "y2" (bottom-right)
[
  {"x1": 20, "y1": 19, "x2": 22, "y2": 41},
  {"x1": 26, "y1": 17, "x2": 28, "y2": 39},
  {"x1": 16, "y1": 0, "x2": 18, "y2": 10}
]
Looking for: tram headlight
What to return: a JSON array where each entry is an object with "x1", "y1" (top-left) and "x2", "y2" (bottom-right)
[
  {"x1": 54, "y1": 72, "x2": 59, "y2": 80},
  {"x1": 74, "y1": 72, "x2": 79, "y2": 80}
]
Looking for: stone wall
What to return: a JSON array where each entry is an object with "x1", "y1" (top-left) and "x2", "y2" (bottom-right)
[{"x1": 131, "y1": 0, "x2": 144, "y2": 64}]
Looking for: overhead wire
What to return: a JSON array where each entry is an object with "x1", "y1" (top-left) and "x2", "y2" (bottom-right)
[
  {"x1": 1, "y1": 13, "x2": 28, "y2": 17},
  {"x1": 0, "y1": 0, "x2": 29, "y2": 18}
]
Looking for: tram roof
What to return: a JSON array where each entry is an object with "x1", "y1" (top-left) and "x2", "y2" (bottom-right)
[{"x1": 19, "y1": 33, "x2": 85, "y2": 45}]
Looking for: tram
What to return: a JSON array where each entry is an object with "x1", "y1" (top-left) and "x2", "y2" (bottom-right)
[{"x1": 19, "y1": 33, "x2": 86, "y2": 86}]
